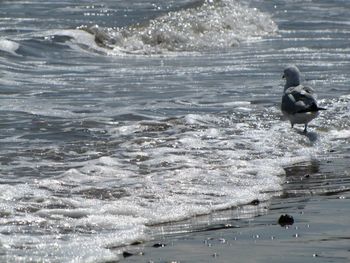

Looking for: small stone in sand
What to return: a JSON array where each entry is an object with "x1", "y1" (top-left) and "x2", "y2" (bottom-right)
[
  {"x1": 152, "y1": 243, "x2": 166, "y2": 248},
  {"x1": 131, "y1": 240, "x2": 144, "y2": 245},
  {"x1": 250, "y1": 199, "x2": 260, "y2": 205},
  {"x1": 278, "y1": 214, "x2": 294, "y2": 226},
  {"x1": 122, "y1": 251, "x2": 133, "y2": 258}
]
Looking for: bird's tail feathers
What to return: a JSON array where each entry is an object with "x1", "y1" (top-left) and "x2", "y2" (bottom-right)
[{"x1": 296, "y1": 104, "x2": 326, "y2": 113}]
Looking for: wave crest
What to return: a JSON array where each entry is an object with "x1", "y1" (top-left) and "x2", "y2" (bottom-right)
[{"x1": 80, "y1": 0, "x2": 277, "y2": 54}]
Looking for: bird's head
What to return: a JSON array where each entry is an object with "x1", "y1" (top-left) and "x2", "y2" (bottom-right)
[{"x1": 283, "y1": 65, "x2": 301, "y2": 90}]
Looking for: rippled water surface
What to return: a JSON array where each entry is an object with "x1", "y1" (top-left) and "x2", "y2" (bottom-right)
[{"x1": 0, "y1": 0, "x2": 350, "y2": 261}]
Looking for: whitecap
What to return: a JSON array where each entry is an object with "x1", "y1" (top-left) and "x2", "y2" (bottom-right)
[{"x1": 0, "y1": 39, "x2": 20, "y2": 56}]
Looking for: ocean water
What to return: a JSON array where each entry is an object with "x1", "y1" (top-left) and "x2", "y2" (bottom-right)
[{"x1": 0, "y1": 0, "x2": 349, "y2": 261}]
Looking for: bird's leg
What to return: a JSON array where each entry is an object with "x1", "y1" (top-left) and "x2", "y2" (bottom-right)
[{"x1": 303, "y1": 124, "x2": 308, "y2": 133}]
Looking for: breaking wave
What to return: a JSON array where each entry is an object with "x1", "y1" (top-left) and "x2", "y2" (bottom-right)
[{"x1": 79, "y1": 0, "x2": 277, "y2": 54}]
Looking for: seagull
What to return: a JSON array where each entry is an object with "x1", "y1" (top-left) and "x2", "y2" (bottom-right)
[{"x1": 281, "y1": 65, "x2": 326, "y2": 133}]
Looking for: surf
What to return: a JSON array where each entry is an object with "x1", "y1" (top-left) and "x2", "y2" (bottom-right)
[{"x1": 79, "y1": 0, "x2": 278, "y2": 54}]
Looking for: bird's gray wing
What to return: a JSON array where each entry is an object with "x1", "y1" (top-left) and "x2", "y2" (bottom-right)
[{"x1": 281, "y1": 85, "x2": 318, "y2": 114}]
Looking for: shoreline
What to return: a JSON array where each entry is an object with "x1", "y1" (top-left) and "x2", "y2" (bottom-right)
[{"x1": 121, "y1": 159, "x2": 350, "y2": 263}]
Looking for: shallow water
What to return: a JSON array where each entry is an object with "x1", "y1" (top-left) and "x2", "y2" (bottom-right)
[{"x1": 0, "y1": 0, "x2": 350, "y2": 261}]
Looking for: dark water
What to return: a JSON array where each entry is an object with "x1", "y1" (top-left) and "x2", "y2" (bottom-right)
[{"x1": 0, "y1": 0, "x2": 349, "y2": 261}]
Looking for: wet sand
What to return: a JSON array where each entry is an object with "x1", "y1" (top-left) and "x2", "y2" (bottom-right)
[{"x1": 121, "y1": 158, "x2": 350, "y2": 263}]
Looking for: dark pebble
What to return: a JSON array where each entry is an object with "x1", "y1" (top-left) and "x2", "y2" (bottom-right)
[
  {"x1": 131, "y1": 240, "x2": 143, "y2": 246},
  {"x1": 278, "y1": 214, "x2": 294, "y2": 226},
  {"x1": 123, "y1": 251, "x2": 134, "y2": 258},
  {"x1": 152, "y1": 243, "x2": 166, "y2": 248},
  {"x1": 250, "y1": 199, "x2": 260, "y2": 206}
]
